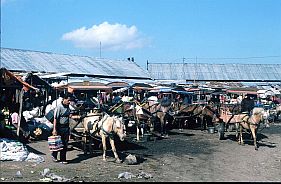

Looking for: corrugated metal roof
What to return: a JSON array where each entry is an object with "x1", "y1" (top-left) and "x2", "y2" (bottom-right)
[
  {"x1": 148, "y1": 63, "x2": 281, "y2": 81},
  {"x1": 0, "y1": 48, "x2": 151, "y2": 79}
]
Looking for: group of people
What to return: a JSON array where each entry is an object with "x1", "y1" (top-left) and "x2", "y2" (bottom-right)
[{"x1": 1, "y1": 93, "x2": 74, "y2": 164}]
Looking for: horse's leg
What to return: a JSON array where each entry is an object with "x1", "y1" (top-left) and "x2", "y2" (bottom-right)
[
  {"x1": 250, "y1": 126, "x2": 258, "y2": 150},
  {"x1": 200, "y1": 115, "x2": 205, "y2": 131},
  {"x1": 135, "y1": 117, "x2": 140, "y2": 141},
  {"x1": 162, "y1": 115, "x2": 168, "y2": 137},
  {"x1": 139, "y1": 120, "x2": 144, "y2": 137},
  {"x1": 238, "y1": 124, "x2": 244, "y2": 145},
  {"x1": 238, "y1": 123, "x2": 242, "y2": 144},
  {"x1": 160, "y1": 118, "x2": 164, "y2": 137},
  {"x1": 101, "y1": 135, "x2": 107, "y2": 161},
  {"x1": 180, "y1": 119, "x2": 183, "y2": 131},
  {"x1": 235, "y1": 123, "x2": 239, "y2": 140},
  {"x1": 160, "y1": 116, "x2": 165, "y2": 137},
  {"x1": 141, "y1": 124, "x2": 144, "y2": 137},
  {"x1": 109, "y1": 137, "x2": 121, "y2": 163},
  {"x1": 136, "y1": 125, "x2": 140, "y2": 141},
  {"x1": 148, "y1": 118, "x2": 154, "y2": 132}
]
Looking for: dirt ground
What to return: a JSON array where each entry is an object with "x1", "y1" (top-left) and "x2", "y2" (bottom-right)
[{"x1": 1, "y1": 120, "x2": 281, "y2": 182}]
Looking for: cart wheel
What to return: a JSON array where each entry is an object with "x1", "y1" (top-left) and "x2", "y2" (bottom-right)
[
  {"x1": 81, "y1": 142, "x2": 87, "y2": 154},
  {"x1": 218, "y1": 131, "x2": 224, "y2": 140}
]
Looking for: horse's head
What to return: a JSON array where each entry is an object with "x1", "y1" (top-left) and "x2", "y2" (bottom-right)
[
  {"x1": 260, "y1": 109, "x2": 271, "y2": 127},
  {"x1": 113, "y1": 116, "x2": 126, "y2": 141},
  {"x1": 250, "y1": 107, "x2": 269, "y2": 126}
]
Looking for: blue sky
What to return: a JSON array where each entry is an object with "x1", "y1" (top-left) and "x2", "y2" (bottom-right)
[{"x1": 1, "y1": 0, "x2": 281, "y2": 69}]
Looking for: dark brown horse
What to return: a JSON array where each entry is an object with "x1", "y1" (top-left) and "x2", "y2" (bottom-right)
[
  {"x1": 140, "y1": 99, "x2": 173, "y2": 137},
  {"x1": 172, "y1": 103, "x2": 219, "y2": 130},
  {"x1": 109, "y1": 101, "x2": 152, "y2": 141}
]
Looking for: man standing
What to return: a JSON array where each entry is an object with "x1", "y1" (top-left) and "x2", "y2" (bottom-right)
[{"x1": 51, "y1": 93, "x2": 72, "y2": 164}]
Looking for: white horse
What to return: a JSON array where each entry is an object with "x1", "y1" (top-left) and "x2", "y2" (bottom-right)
[{"x1": 82, "y1": 112, "x2": 126, "y2": 163}]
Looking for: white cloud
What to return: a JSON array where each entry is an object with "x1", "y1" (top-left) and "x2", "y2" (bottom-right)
[{"x1": 61, "y1": 22, "x2": 150, "y2": 51}]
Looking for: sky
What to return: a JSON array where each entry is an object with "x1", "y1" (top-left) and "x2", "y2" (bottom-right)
[{"x1": 1, "y1": 0, "x2": 281, "y2": 69}]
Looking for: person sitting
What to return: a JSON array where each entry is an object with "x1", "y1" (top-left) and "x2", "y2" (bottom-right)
[
  {"x1": 160, "y1": 94, "x2": 172, "y2": 107},
  {"x1": 10, "y1": 103, "x2": 30, "y2": 140},
  {"x1": 182, "y1": 96, "x2": 190, "y2": 105},
  {"x1": 241, "y1": 95, "x2": 255, "y2": 114},
  {"x1": 112, "y1": 93, "x2": 121, "y2": 105}
]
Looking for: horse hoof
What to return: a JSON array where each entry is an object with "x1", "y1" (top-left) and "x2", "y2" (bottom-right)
[{"x1": 115, "y1": 159, "x2": 122, "y2": 164}]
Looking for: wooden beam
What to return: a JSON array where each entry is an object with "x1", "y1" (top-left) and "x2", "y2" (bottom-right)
[{"x1": 17, "y1": 89, "x2": 24, "y2": 136}]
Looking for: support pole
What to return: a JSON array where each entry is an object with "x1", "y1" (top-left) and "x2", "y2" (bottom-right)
[{"x1": 17, "y1": 89, "x2": 24, "y2": 136}]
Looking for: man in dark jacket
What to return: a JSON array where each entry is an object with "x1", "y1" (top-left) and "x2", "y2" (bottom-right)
[{"x1": 241, "y1": 95, "x2": 255, "y2": 113}]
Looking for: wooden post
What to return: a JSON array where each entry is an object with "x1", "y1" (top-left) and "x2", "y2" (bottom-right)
[{"x1": 17, "y1": 89, "x2": 24, "y2": 136}]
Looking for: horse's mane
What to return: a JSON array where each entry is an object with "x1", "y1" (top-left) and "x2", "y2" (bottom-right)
[{"x1": 252, "y1": 107, "x2": 265, "y2": 115}]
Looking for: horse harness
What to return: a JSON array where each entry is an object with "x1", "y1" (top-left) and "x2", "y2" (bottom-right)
[
  {"x1": 100, "y1": 116, "x2": 117, "y2": 139},
  {"x1": 241, "y1": 113, "x2": 262, "y2": 126},
  {"x1": 87, "y1": 114, "x2": 118, "y2": 139}
]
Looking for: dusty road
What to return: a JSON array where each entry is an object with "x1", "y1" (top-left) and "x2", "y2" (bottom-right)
[{"x1": 1, "y1": 121, "x2": 281, "y2": 182}]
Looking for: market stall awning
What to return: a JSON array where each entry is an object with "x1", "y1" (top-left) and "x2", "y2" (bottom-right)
[
  {"x1": 226, "y1": 90, "x2": 257, "y2": 95},
  {"x1": 1, "y1": 67, "x2": 38, "y2": 92}
]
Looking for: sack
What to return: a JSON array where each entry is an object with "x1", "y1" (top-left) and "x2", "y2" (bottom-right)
[
  {"x1": 48, "y1": 135, "x2": 63, "y2": 152},
  {"x1": 45, "y1": 109, "x2": 54, "y2": 123}
]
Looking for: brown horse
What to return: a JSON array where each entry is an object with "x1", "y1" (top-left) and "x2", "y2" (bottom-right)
[
  {"x1": 82, "y1": 112, "x2": 126, "y2": 163},
  {"x1": 141, "y1": 100, "x2": 172, "y2": 137},
  {"x1": 109, "y1": 101, "x2": 152, "y2": 141},
  {"x1": 171, "y1": 103, "x2": 199, "y2": 130},
  {"x1": 172, "y1": 103, "x2": 219, "y2": 130}
]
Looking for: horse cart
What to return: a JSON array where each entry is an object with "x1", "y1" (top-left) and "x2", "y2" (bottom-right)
[
  {"x1": 215, "y1": 104, "x2": 240, "y2": 140},
  {"x1": 70, "y1": 112, "x2": 102, "y2": 154},
  {"x1": 216, "y1": 104, "x2": 270, "y2": 151}
]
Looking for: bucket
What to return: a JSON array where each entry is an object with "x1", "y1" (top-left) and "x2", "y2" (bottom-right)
[
  {"x1": 48, "y1": 135, "x2": 63, "y2": 152},
  {"x1": 208, "y1": 127, "x2": 215, "y2": 134}
]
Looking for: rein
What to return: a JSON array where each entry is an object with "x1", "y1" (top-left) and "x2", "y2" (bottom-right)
[
  {"x1": 109, "y1": 102, "x2": 124, "y2": 113},
  {"x1": 86, "y1": 114, "x2": 110, "y2": 136},
  {"x1": 176, "y1": 104, "x2": 195, "y2": 114}
]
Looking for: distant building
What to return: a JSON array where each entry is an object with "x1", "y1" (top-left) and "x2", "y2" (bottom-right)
[{"x1": 147, "y1": 62, "x2": 281, "y2": 82}]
